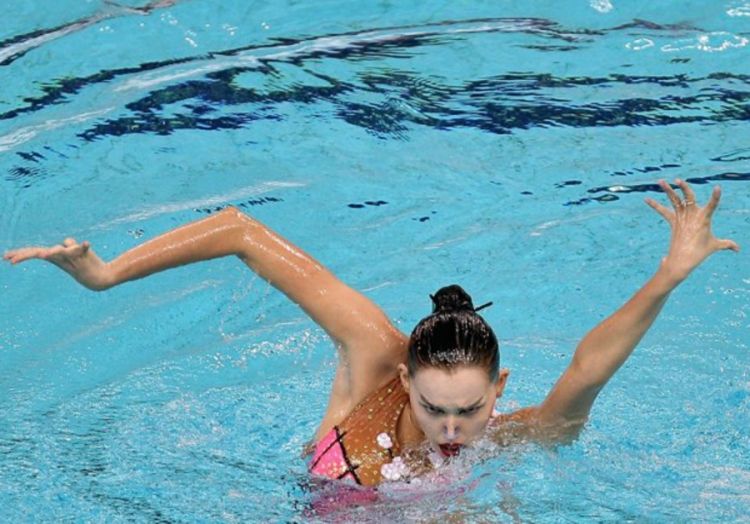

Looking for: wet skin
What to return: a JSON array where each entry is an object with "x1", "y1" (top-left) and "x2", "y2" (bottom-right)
[{"x1": 398, "y1": 364, "x2": 508, "y2": 457}]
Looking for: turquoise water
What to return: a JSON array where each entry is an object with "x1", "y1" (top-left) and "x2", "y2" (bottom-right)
[{"x1": 1, "y1": 0, "x2": 749, "y2": 521}]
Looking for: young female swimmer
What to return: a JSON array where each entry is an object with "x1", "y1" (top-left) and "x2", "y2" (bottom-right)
[{"x1": 3, "y1": 179, "x2": 739, "y2": 485}]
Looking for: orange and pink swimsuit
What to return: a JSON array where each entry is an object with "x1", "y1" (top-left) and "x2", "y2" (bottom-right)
[{"x1": 309, "y1": 376, "x2": 410, "y2": 486}]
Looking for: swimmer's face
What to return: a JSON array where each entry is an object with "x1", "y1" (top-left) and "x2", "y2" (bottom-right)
[{"x1": 399, "y1": 364, "x2": 509, "y2": 458}]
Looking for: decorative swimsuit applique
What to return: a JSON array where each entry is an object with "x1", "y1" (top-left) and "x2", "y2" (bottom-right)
[{"x1": 376, "y1": 431, "x2": 412, "y2": 481}]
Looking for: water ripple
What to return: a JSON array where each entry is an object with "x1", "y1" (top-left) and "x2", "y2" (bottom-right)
[{"x1": 1, "y1": 15, "x2": 748, "y2": 157}]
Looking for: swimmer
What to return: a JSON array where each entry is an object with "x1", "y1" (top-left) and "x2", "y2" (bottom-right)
[{"x1": 3, "y1": 179, "x2": 740, "y2": 486}]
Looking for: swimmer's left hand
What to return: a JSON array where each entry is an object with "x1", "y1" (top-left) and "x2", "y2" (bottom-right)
[
  {"x1": 536, "y1": 179, "x2": 739, "y2": 430},
  {"x1": 646, "y1": 179, "x2": 740, "y2": 283}
]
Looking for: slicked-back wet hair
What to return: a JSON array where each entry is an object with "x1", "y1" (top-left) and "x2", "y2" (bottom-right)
[{"x1": 407, "y1": 284, "x2": 499, "y2": 380}]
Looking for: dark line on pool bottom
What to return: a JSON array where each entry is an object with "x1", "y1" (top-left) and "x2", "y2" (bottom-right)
[
  {"x1": 69, "y1": 69, "x2": 750, "y2": 145},
  {"x1": 195, "y1": 196, "x2": 284, "y2": 214},
  {"x1": 565, "y1": 171, "x2": 750, "y2": 206},
  {"x1": 3, "y1": 14, "x2": 750, "y2": 146},
  {"x1": 0, "y1": 16, "x2": 583, "y2": 123}
]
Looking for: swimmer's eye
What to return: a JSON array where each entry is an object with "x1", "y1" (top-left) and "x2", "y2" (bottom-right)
[
  {"x1": 421, "y1": 404, "x2": 483, "y2": 416},
  {"x1": 421, "y1": 404, "x2": 445, "y2": 416}
]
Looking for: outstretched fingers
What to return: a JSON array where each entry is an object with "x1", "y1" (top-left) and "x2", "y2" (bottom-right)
[
  {"x1": 65, "y1": 241, "x2": 90, "y2": 259},
  {"x1": 3, "y1": 247, "x2": 48, "y2": 264},
  {"x1": 658, "y1": 179, "x2": 682, "y2": 210},
  {"x1": 704, "y1": 185, "x2": 722, "y2": 218},
  {"x1": 3, "y1": 239, "x2": 89, "y2": 265},
  {"x1": 645, "y1": 197, "x2": 674, "y2": 224},
  {"x1": 675, "y1": 179, "x2": 697, "y2": 207}
]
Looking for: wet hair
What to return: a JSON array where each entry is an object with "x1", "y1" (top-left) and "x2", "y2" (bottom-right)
[{"x1": 407, "y1": 284, "x2": 499, "y2": 380}]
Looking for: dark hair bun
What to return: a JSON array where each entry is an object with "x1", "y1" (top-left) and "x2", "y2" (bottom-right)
[
  {"x1": 430, "y1": 284, "x2": 475, "y2": 313},
  {"x1": 410, "y1": 284, "x2": 499, "y2": 379}
]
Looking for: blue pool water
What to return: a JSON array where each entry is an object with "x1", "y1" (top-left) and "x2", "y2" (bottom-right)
[{"x1": 1, "y1": 0, "x2": 749, "y2": 521}]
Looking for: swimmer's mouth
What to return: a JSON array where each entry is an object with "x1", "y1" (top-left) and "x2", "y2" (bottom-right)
[{"x1": 438, "y1": 443, "x2": 462, "y2": 457}]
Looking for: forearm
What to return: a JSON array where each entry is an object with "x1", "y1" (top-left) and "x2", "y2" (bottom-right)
[
  {"x1": 104, "y1": 207, "x2": 250, "y2": 288},
  {"x1": 572, "y1": 262, "x2": 683, "y2": 387}
]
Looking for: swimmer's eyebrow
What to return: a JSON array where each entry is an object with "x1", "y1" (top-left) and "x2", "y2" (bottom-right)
[{"x1": 419, "y1": 394, "x2": 485, "y2": 412}]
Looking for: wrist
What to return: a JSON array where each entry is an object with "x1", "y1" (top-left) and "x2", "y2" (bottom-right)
[
  {"x1": 656, "y1": 257, "x2": 689, "y2": 288},
  {"x1": 84, "y1": 261, "x2": 116, "y2": 291}
]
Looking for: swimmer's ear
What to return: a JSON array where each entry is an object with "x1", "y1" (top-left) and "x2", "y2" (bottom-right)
[
  {"x1": 494, "y1": 369, "x2": 509, "y2": 398},
  {"x1": 398, "y1": 363, "x2": 410, "y2": 394}
]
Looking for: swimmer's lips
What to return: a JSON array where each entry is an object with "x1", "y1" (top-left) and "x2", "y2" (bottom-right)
[{"x1": 438, "y1": 443, "x2": 462, "y2": 457}]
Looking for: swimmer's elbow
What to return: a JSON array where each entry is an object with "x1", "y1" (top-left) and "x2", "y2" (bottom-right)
[
  {"x1": 219, "y1": 205, "x2": 244, "y2": 219},
  {"x1": 220, "y1": 205, "x2": 259, "y2": 227},
  {"x1": 217, "y1": 206, "x2": 264, "y2": 257}
]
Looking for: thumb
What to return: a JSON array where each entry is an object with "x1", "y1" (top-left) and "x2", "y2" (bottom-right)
[{"x1": 715, "y1": 238, "x2": 740, "y2": 253}]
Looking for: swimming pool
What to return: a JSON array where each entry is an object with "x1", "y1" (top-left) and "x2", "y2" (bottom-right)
[{"x1": 1, "y1": 0, "x2": 749, "y2": 521}]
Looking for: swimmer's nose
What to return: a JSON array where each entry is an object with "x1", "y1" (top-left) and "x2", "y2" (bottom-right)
[{"x1": 443, "y1": 416, "x2": 460, "y2": 441}]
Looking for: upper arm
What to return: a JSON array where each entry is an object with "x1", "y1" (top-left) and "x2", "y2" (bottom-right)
[{"x1": 232, "y1": 208, "x2": 407, "y2": 379}]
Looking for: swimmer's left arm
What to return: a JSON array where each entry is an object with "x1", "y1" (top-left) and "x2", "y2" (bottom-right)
[{"x1": 533, "y1": 179, "x2": 739, "y2": 431}]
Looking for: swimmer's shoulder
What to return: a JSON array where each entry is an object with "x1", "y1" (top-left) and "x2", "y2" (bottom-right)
[
  {"x1": 493, "y1": 406, "x2": 538, "y2": 425},
  {"x1": 490, "y1": 406, "x2": 584, "y2": 445}
]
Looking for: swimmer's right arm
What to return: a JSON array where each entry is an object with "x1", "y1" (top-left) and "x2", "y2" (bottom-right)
[
  {"x1": 4, "y1": 208, "x2": 253, "y2": 291},
  {"x1": 3, "y1": 208, "x2": 406, "y2": 370}
]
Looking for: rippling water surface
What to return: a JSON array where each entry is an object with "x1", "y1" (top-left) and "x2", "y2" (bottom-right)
[{"x1": 1, "y1": 1, "x2": 749, "y2": 522}]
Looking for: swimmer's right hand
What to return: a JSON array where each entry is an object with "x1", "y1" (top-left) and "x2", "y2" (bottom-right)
[{"x1": 3, "y1": 238, "x2": 111, "y2": 291}]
